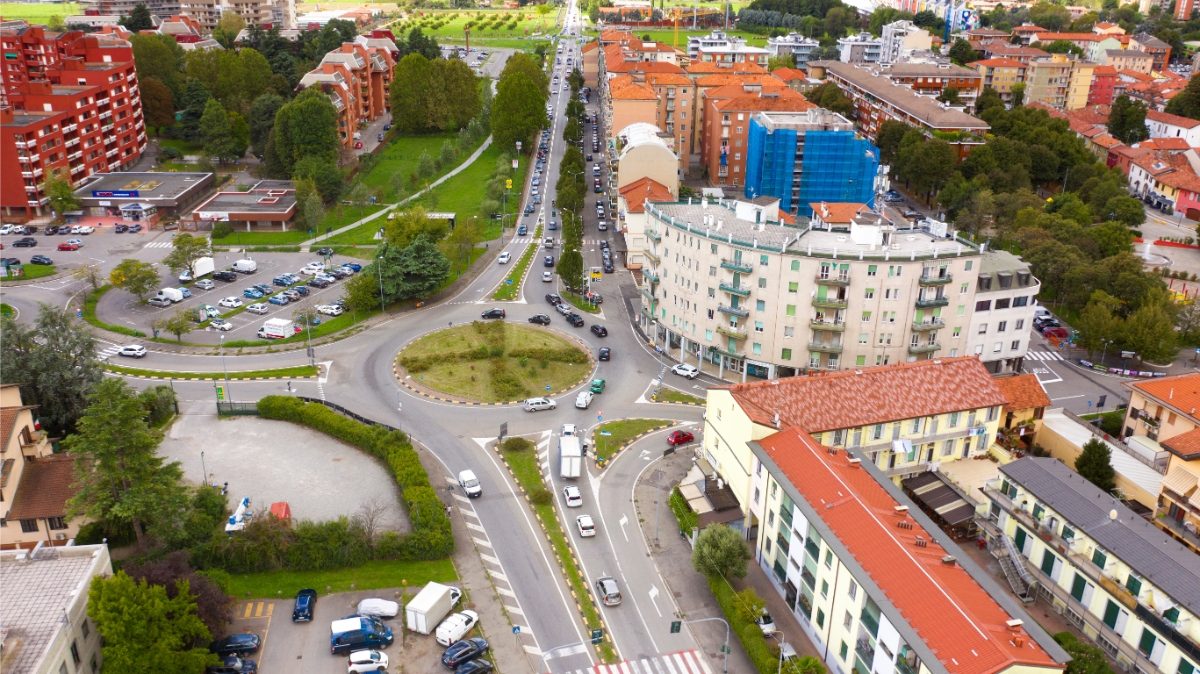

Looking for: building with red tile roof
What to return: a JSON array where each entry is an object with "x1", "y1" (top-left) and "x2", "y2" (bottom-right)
[
  {"x1": 685, "y1": 60, "x2": 766, "y2": 75},
  {"x1": 749, "y1": 427, "x2": 1066, "y2": 674},
  {"x1": 297, "y1": 41, "x2": 394, "y2": 149},
  {"x1": 1146, "y1": 108, "x2": 1200, "y2": 145},
  {"x1": 1088, "y1": 64, "x2": 1118, "y2": 105},
  {"x1": 1126, "y1": 374, "x2": 1200, "y2": 552},
  {"x1": 994, "y1": 373, "x2": 1051, "y2": 443},
  {"x1": 970, "y1": 58, "x2": 1028, "y2": 106},
  {"x1": 979, "y1": 43, "x2": 1050, "y2": 64},
  {"x1": 617, "y1": 176, "x2": 676, "y2": 270},
  {"x1": 701, "y1": 82, "x2": 813, "y2": 187}
]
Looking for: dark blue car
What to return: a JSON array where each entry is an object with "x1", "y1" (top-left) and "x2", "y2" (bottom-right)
[
  {"x1": 211, "y1": 633, "x2": 261, "y2": 657},
  {"x1": 292, "y1": 589, "x2": 316, "y2": 622},
  {"x1": 442, "y1": 638, "x2": 489, "y2": 669}
]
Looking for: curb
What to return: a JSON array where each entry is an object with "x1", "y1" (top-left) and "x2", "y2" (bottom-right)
[
  {"x1": 106, "y1": 371, "x2": 318, "y2": 382},
  {"x1": 490, "y1": 436, "x2": 615, "y2": 660},
  {"x1": 590, "y1": 421, "x2": 673, "y2": 470}
]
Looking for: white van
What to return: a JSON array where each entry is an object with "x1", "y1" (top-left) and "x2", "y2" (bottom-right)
[{"x1": 434, "y1": 610, "x2": 479, "y2": 647}]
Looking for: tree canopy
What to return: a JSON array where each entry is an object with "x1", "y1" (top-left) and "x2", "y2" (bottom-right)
[
  {"x1": 269, "y1": 88, "x2": 340, "y2": 177},
  {"x1": 0, "y1": 305, "x2": 102, "y2": 435},
  {"x1": 691, "y1": 524, "x2": 749, "y2": 578},
  {"x1": 390, "y1": 54, "x2": 481, "y2": 133},
  {"x1": 89, "y1": 572, "x2": 216, "y2": 674}
]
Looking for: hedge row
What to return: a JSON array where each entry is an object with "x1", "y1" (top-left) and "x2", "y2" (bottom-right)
[
  {"x1": 707, "y1": 575, "x2": 780, "y2": 674},
  {"x1": 508, "y1": 346, "x2": 587, "y2": 364},
  {"x1": 258, "y1": 396, "x2": 452, "y2": 560},
  {"x1": 490, "y1": 359, "x2": 527, "y2": 400}
]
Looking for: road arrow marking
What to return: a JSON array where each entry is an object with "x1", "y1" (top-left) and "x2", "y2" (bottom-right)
[
  {"x1": 618, "y1": 514, "x2": 629, "y2": 542},
  {"x1": 648, "y1": 585, "x2": 662, "y2": 617},
  {"x1": 318, "y1": 361, "x2": 333, "y2": 383}
]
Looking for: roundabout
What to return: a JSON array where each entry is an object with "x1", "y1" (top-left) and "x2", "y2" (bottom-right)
[{"x1": 395, "y1": 320, "x2": 593, "y2": 404}]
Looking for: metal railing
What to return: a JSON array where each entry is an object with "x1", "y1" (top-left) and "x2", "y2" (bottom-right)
[{"x1": 1060, "y1": 409, "x2": 1168, "y2": 473}]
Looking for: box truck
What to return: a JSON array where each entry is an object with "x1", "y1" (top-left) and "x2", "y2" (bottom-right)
[
  {"x1": 404, "y1": 582, "x2": 462, "y2": 635},
  {"x1": 560, "y1": 435, "x2": 582, "y2": 479},
  {"x1": 232, "y1": 259, "x2": 258, "y2": 274},
  {"x1": 155, "y1": 287, "x2": 184, "y2": 303},
  {"x1": 257, "y1": 318, "x2": 294, "y2": 339},
  {"x1": 179, "y1": 256, "x2": 215, "y2": 282}
]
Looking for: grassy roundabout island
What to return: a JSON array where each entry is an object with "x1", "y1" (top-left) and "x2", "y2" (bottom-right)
[{"x1": 397, "y1": 321, "x2": 591, "y2": 402}]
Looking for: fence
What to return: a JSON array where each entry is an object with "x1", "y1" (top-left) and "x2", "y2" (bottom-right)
[
  {"x1": 293, "y1": 396, "x2": 402, "y2": 434},
  {"x1": 216, "y1": 401, "x2": 259, "y2": 416}
]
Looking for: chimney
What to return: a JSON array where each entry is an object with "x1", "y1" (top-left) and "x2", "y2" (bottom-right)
[{"x1": 773, "y1": 411, "x2": 781, "y2": 429}]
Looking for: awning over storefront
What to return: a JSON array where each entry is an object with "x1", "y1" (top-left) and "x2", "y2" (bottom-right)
[
  {"x1": 1163, "y1": 467, "x2": 1198, "y2": 498},
  {"x1": 902, "y1": 472, "x2": 977, "y2": 526}
]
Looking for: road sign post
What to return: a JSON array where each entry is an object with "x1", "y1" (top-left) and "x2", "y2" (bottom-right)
[{"x1": 590, "y1": 629, "x2": 603, "y2": 644}]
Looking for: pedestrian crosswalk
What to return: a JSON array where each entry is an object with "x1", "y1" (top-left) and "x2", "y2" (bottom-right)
[
  {"x1": 143, "y1": 241, "x2": 173, "y2": 249},
  {"x1": 566, "y1": 650, "x2": 713, "y2": 674},
  {"x1": 97, "y1": 344, "x2": 123, "y2": 360},
  {"x1": 1024, "y1": 350, "x2": 1065, "y2": 362}
]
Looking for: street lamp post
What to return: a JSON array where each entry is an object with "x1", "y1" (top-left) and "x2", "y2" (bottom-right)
[
  {"x1": 200, "y1": 449, "x2": 208, "y2": 487},
  {"x1": 219, "y1": 333, "x2": 231, "y2": 402},
  {"x1": 376, "y1": 243, "x2": 387, "y2": 312},
  {"x1": 1100, "y1": 338, "x2": 1113, "y2": 368}
]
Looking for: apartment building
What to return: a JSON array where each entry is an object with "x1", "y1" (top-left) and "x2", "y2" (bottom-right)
[
  {"x1": 875, "y1": 61, "x2": 983, "y2": 106},
  {"x1": 1146, "y1": 109, "x2": 1200, "y2": 145},
  {"x1": 701, "y1": 83, "x2": 814, "y2": 188},
  {"x1": 1123, "y1": 373, "x2": 1200, "y2": 552},
  {"x1": 743, "y1": 110, "x2": 879, "y2": 216},
  {"x1": 765, "y1": 32, "x2": 820, "y2": 67},
  {"x1": 690, "y1": 30, "x2": 769, "y2": 67},
  {"x1": 639, "y1": 196, "x2": 988, "y2": 379},
  {"x1": 806, "y1": 61, "x2": 989, "y2": 149},
  {"x1": 979, "y1": 457, "x2": 1200, "y2": 674},
  {"x1": 966, "y1": 250, "x2": 1040, "y2": 374},
  {"x1": 177, "y1": 0, "x2": 295, "y2": 31},
  {"x1": 0, "y1": 385, "x2": 82, "y2": 550},
  {"x1": 1090, "y1": 65, "x2": 1118, "y2": 105},
  {"x1": 614, "y1": 122, "x2": 679, "y2": 196},
  {"x1": 618, "y1": 175, "x2": 675, "y2": 270},
  {"x1": 1105, "y1": 49, "x2": 1154, "y2": 74},
  {"x1": 298, "y1": 41, "x2": 394, "y2": 149},
  {"x1": 837, "y1": 32, "x2": 882, "y2": 64},
  {"x1": 607, "y1": 75, "x2": 657, "y2": 141},
  {"x1": 746, "y1": 426, "x2": 1065, "y2": 674},
  {"x1": 971, "y1": 58, "x2": 1028, "y2": 105},
  {"x1": 879, "y1": 20, "x2": 932, "y2": 66},
  {"x1": 1025, "y1": 54, "x2": 1095, "y2": 111},
  {"x1": 80, "y1": 0, "x2": 179, "y2": 18},
  {"x1": 0, "y1": 545, "x2": 113, "y2": 674},
  {"x1": 980, "y1": 43, "x2": 1051, "y2": 65},
  {"x1": 0, "y1": 23, "x2": 146, "y2": 221},
  {"x1": 604, "y1": 70, "x2": 696, "y2": 176},
  {"x1": 1123, "y1": 143, "x2": 1200, "y2": 216}
]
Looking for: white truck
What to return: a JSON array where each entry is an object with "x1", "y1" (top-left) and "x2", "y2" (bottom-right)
[
  {"x1": 405, "y1": 582, "x2": 462, "y2": 635},
  {"x1": 232, "y1": 259, "x2": 258, "y2": 274},
  {"x1": 155, "y1": 287, "x2": 184, "y2": 303},
  {"x1": 560, "y1": 435, "x2": 582, "y2": 479},
  {"x1": 179, "y1": 256, "x2": 214, "y2": 282},
  {"x1": 257, "y1": 318, "x2": 293, "y2": 339}
]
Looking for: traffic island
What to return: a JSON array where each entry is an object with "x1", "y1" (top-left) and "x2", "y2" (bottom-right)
[
  {"x1": 591, "y1": 419, "x2": 673, "y2": 467},
  {"x1": 394, "y1": 321, "x2": 591, "y2": 404}
]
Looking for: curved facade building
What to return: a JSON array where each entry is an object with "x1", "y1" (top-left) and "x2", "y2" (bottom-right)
[{"x1": 615, "y1": 122, "x2": 679, "y2": 194}]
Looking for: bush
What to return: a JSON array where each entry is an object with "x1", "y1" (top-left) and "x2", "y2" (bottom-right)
[
  {"x1": 211, "y1": 222, "x2": 233, "y2": 239},
  {"x1": 502, "y1": 437, "x2": 534, "y2": 452},
  {"x1": 529, "y1": 486, "x2": 552, "y2": 505},
  {"x1": 709, "y1": 576, "x2": 781, "y2": 674},
  {"x1": 76, "y1": 519, "x2": 137, "y2": 547},
  {"x1": 139, "y1": 385, "x2": 177, "y2": 426}
]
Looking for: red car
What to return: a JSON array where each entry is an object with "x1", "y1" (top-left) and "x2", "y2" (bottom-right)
[
  {"x1": 57, "y1": 242, "x2": 80, "y2": 251},
  {"x1": 667, "y1": 430, "x2": 695, "y2": 446}
]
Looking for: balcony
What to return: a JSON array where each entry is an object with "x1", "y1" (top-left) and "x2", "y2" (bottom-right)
[
  {"x1": 106, "y1": 148, "x2": 118, "y2": 157},
  {"x1": 14, "y1": 139, "x2": 32, "y2": 149},
  {"x1": 717, "y1": 324, "x2": 747, "y2": 339},
  {"x1": 100, "y1": 124, "x2": 114, "y2": 133},
  {"x1": 808, "y1": 341, "x2": 843, "y2": 354},
  {"x1": 918, "y1": 273, "x2": 953, "y2": 286},
  {"x1": 645, "y1": 229, "x2": 661, "y2": 242},
  {"x1": 643, "y1": 249, "x2": 661, "y2": 265},
  {"x1": 810, "y1": 319, "x2": 845, "y2": 332},
  {"x1": 62, "y1": 123, "x2": 77, "y2": 133},
  {"x1": 643, "y1": 270, "x2": 660, "y2": 284},
  {"x1": 717, "y1": 304, "x2": 749, "y2": 318},
  {"x1": 815, "y1": 274, "x2": 851, "y2": 286},
  {"x1": 907, "y1": 342, "x2": 941, "y2": 355},
  {"x1": 68, "y1": 151, "x2": 82, "y2": 161},
  {"x1": 911, "y1": 319, "x2": 945, "y2": 332},
  {"x1": 17, "y1": 153, "x2": 36, "y2": 163},
  {"x1": 720, "y1": 259, "x2": 753, "y2": 273},
  {"x1": 71, "y1": 164, "x2": 85, "y2": 174},
  {"x1": 915, "y1": 296, "x2": 949, "y2": 308},
  {"x1": 813, "y1": 297, "x2": 849, "y2": 310},
  {"x1": 719, "y1": 282, "x2": 751, "y2": 297}
]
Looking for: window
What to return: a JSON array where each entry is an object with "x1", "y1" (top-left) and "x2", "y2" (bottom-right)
[
  {"x1": 867, "y1": 265, "x2": 877, "y2": 277},
  {"x1": 757, "y1": 300, "x2": 766, "y2": 312},
  {"x1": 821, "y1": 579, "x2": 829, "y2": 597},
  {"x1": 1016, "y1": 319, "x2": 1025, "y2": 330},
  {"x1": 1014, "y1": 295, "x2": 1029, "y2": 307},
  {"x1": 1179, "y1": 660, "x2": 1196, "y2": 674},
  {"x1": 71, "y1": 641, "x2": 81, "y2": 665},
  {"x1": 1126, "y1": 574, "x2": 1143, "y2": 596},
  {"x1": 848, "y1": 580, "x2": 857, "y2": 600},
  {"x1": 1011, "y1": 340, "x2": 1021, "y2": 350},
  {"x1": 755, "y1": 321, "x2": 764, "y2": 333},
  {"x1": 788, "y1": 281, "x2": 798, "y2": 293},
  {"x1": 816, "y1": 608, "x2": 826, "y2": 628},
  {"x1": 785, "y1": 304, "x2": 796, "y2": 316},
  {"x1": 858, "y1": 332, "x2": 868, "y2": 344},
  {"x1": 1092, "y1": 548, "x2": 1108, "y2": 569},
  {"x1": 760, "y1": 255, "x2": 768, "y2": 265},
  {"x1": 791, "y1": 260, "x2": 800, "y2": 271},
  {"x1": 824, "y1": 548, "x2": 833, "y2": 568},
  {"x1": 976, "y1": 300, "x2": 991, "y2": 311},
  {"x1": 864, "y1": 288, "x2": 875, "y2": 299},
  {"x1": 1138, "y1": 628, "x2": 1159, "y2": 657},
  {"x1": 998, "y1": 321, "x2": 1007, "y2": 332},
  {"x1": 995, "y1": 298, "x2": 1011, "y2": 310},
  {"x1": 782, "y1": 348, "x2": 792, "y2": 360},
  {"x1": 861, "y1": 311, "x2": 872, "y2": 322},
  {"x1": 855, "y1": 355, "x2": 866, "y2": 366},
  {"x1": 783, "y1": 326, "x2": 794, "y2": 338},
  {"x1": 709, "y1": 265, "x2": 717, "y2": 276},
  {"x1": 20, "y1": 519, "x2": 37, "y2": 533},
  {"x1": 993, "y1": 342, "x2": 1002, "y2": 353},
  {"x1": 752, "y1": 343, "x2": 762, "y2": 355},
  {"x1": 81, "y1": 619, "x2": 90, "y2": 639},
  {"x1": 965, "y1": 260, "x2": 973, "y2": 270},
  {"x1": 48, "y1": 516, "x2": 67, "y2": 530},
  {"x1": 839, "y1": 642, "x2": 849, "y2": 661},
  {"x1": 758, "y1": 277, "x2": 767, "y2": 289},
  {"x1": 978, "y1": 323, "x2": 988, "y2": 334}
]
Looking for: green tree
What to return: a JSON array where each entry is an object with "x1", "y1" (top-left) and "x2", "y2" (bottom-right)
[
  {"x1": 1053, "y1": 632, "x2": 1114, "y2": 674},
  {"x1": 402, "y1": 26, "x2": 440, "y2": 60},
  {"x1": 557, "y1": 248, "x2": 585, "y2": 292},
  {"x1": 395, "y1": 234, "x2": 451, "y2": 299},
  {"x1": 441, "y1": 211, "x2": 481, "y2": 271},
  {"x1": 1165, "y1": 74, "x2": 1200, "y2": 120},
  {"x1": 1107, "y1": 95, "x2": 1149, "y2": 144},
  {"x1": 109, "y1": 258, "x2": 161, "y2": 301},
  {"x1": 0, "y1": 306, "x2": 103, "y2": 436},
  {"x1": 897, "y1": 134, "x2": 956, "y2": 200},
  {"x1": 270, "y1": 88, "x2": 339, "y2": 176},
  {"x1": 500, "y1": 52, "x2": 549, "y2": 95},
  {"x1": 948, "y1": 38, "x2": 978, "y2": 65},
  {"x1": 295, "y1": 178, "x2": 324, "y2": 232},
  {"x1": 492, "y1": 71, "x2": 547, "y2": 152},
  {"x1": 823, "y1": 6, "x2": 857, "y2": 37},
  {"x1": 157, "y1": 309, "x2": 196, "y2": 342},
  {"x1": 782, "y1": 656, "x2": 827, "y2": 674},
  {"x1": 1041, "y1": 39, "x2": 1084, "y2": 56},
  {"x1": 1075, "y1": 290, "x2": 1123, "y2": 356},
  {"x1": 200, "y1": 99, "x2": 240, "y2": 164},
  {"x1": 65, "y1": 378, "x2": 191, "y2": 549},
  {"x1": 212, "y1": 10, "x2": 245, "y2": 49},
  {"x1": 120, "y1": 3, "x2": 154, "y2": 31},
  {"x1": 1075, "y1": 439, "x2": 1117, "y2": 494},
  {"x1": 126, "y1": 550, "x2": 232, "y2": 637},
  {"x1": 1010, "y1": 82, "x2": 1026, "y2": 107},
  {"x1": 691, "y1": 523, "x2": 748, "y2": 578},
  {"x1": 130, "y1": 34, "x2": 185, "y2": 96},
  {"x1": 385, "y1": 207, "x2": 450, "y2": 248},
  {"x1": 807, "y1": 82, "x2": 853, "y2": 117},
  {"x1": 293, "y1": 156, "x2": 344, "y2": 204},
  {"x1": 390, "y1": 52, "x2": 435, "y2": 133},
  {"x1": 1029, "y1": 0, "x2": 1070, "y2": 29},
  {"x1": 768, "y1": 54, "x2": 796, "y2": 71},
  {"x1": 1122, "y1": 297, "x2": 1177, "y2": 362},
  {"x1": 434, "y1": 57, "x2": 481, "y2": 131},
  {"x1": 937, "y1": 87, "x2": 961, "y2": 105},
  {"x1": 868, "y1": 7, "x2": 913, "y2": 34},
  {"x1": 162, "y1": 233, "x2": 212, "y2": 279},
  {"x1": 247, "y1": 93, "x2": 284, "y2": 158},
  {"x1": 44, "y1": 169, "x2": 79, "y2": 221},
  {"x1": 140, "y1": 77, "x2": 176, "y2": 132},
  {"x1": 874, "y1": 120, "x2": 910, "y2": 168},
  {"x1": 975, "y1": 86, "x2": 1004, "y2": 116},
  {"x1": 89, "y1": 572, "x2": 216, "y2": 673},
  {"x1": 184, "y1": 47, "x2": 273, "y2": 115}
]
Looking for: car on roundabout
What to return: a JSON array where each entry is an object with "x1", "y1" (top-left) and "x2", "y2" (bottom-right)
[
  {"x1": 481, "y1": 308, "x2": 506, "y2": 319},
  {"x1": 667, "y1": 430, "x2": 695, "y2": 446},
  {"x1": 671, "y1": 363, "x2": 700, "y2": 379},
  {"x1": 528, "y1": 314, "x2": 551, "y2": 325},
  {"x1": 522, "y1": 397, "x2": 556, "y2": 412}
]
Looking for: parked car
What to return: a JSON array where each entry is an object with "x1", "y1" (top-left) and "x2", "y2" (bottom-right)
[
  {"x1": 441, "y1": 638, "x2": 490, "y2": 669},
  {"x1": 206, "y1": 655, "x2": 257, "y2": 674},
  {"x1": 347, "y1": 650, "x2": 389, "y2": 673},
  {"x1": 118, "y1": 344, "x2": 147, "y2": 358},
  {"x1": 243, "y1": 288, "x2": 264, "y2": 299},
  {"x1": 246, "y1": 303, "x2": 269, "y2": 315},
  {"x1": 454, "y1": 661, "x2": 494, "y2": 674},
  {"x1": 29, "y1": 255, "x2": 52, "y2": 265},
  {"x1": 114, "y1": 223, "x2": 129, "y2": 233},
  {"x1": 755, "y1": 610, "x2": 777, "y2": 635},
  {"x1": 528, "y1": 314, "x2": 551, "y2": 325},
  {"x1": 481, "y1": 308, "x2": 506, "y2": 319},
  {"x1": 667, "y1": 430, "x2": 695, "y2": 446},
  {"x1": 218, "y1": 296, "x2": 243, "y2": 308},
  {"x1": 128, "y1": 224, "x2": 142, "y2": 233},
  {"x1": 671, "y1": 363, "x2": 700, "y2": 379},
  {"x1": 214, "y1": 271, "x2": 238, "y2": 282},
  {"x1": 435, "y1": 610, "x2": 480, "y2": 647},
  {"x1": 57, "y1": 242, "x2": 80, "y2": 251},
  {"x1": 267, "y1": 294, "x2": 289, "y2": 306},
  {"x1": 356, "y1": 598, "x2": 400, "y2": 619},
  {"x1": 12, "y1": 237, "x2": 36, "y2": 247},
  {"x1": 210, "y1": 634, "x2": 261, "y2": 657},
  {"x1": 291, "y1": 589, "x2": 316, "y2": 622},
  {"x1": 317, "y1": 305, "x2": 344, "y2": 316},
  {"x1": 209, "y1": 318, "x2": 233, "y2": 331},
  {"x1": 195, "y1": 279, "x2": 216, "y2": 290},
  {"x1": 522, "y1": 397, "x2": 556, "y2": 412}
]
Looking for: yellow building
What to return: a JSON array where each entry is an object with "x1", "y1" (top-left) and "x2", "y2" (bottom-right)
[
  {"x1": 1026, "y1": 54, "x2": 1095, "y2": 111},
  {"x1": 994, "y1": 373, "x2": 1053, "y2": 457},
  {"x1": 702, "y1": 356, "x2": 1006, "y2": 532}
]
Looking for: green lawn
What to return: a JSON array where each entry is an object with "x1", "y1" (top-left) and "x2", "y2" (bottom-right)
[
  {"x1": 411, "y1": 143, "x2": 527, "y2": 242},
  {"x1": 105, "y1": 363, "x2": 318, "y2": 380},
  {"x1": 500, "y1": 441, "x2": 617, "y2": 662},
  {"x1": 562, "y1": 291, "x2": 600, "y2": 314},
  {"x1": 593, "y1": 419, "x2": 671, "y2": 460},
  {"x1": 209, "y1": 205, "x2": 383, "y2": 248},
  {"x1": 632, "y1": 28, "x2": 764, "y2": 47},
  {"x1": 0, "y1": 2, "x2": 80, "y2": 20},
  {"x1": 359, "y1": 132, "x2": 460, "y2": 202},
  {"x1": 0, "y1": 304, "x2": 13, "y2": 318},
  {"x1": 650, "y1": 387, "x2": 706, "y2": 406},
  {"x1": 222, "y1": 308, "x2": 377, "y2": 348},
  {"x1": 493, "y1": 225, "x2": 542, "y2": 301},
  {"x1": 399, "y1": 322, "x2": 589, "y2": 402},
  {"x1": 221, "y1": 558, "x2": 458, "y2": 599},
  {"x1": 4, "y1": 264, "x2": 58, "y2": 281},
  {"x1": 391, "y1": 9, "x2": 557, "y2": 43},
  {"x1": 157, "y1": 137, "x2": 203, "y2": 155}
]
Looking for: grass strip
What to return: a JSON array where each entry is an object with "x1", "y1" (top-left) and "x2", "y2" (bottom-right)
[
  {"x1": 222, "y1": 309, "x2": 376, "y2": 348},
  {"x1": 562, "y1": 291, "x2": 600, "y2": 314},
  {"x1": 0, "y1": 303, "x2": 14, "y2": 318},
  {"x1": 501, "y1": 442, "x2": 618, "y2": 663},
  {"x1": 83, "y1": 286, "x2": 147, "y2": 337},
  {"x1": 593, "y1": 419, "x2": 671, "y2": 461},
  {"x1": 650, "y1": 388, "x2": 705, "y2": 406},
  {"x1": 105, "y1": 363, "x2": 318, "y2": 380},
  {"x1": 1, "y1": 264, "x2": 59, "y2": 281},
  {"x1": 493, "y1": 225, "x2": 542, "y2": 301},
  {"x1": 219, "y1": 558, "x2": 458, "y2": 599}
]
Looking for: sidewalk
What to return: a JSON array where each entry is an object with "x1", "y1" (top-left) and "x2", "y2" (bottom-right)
[{"x1": 296, "y1": 134, "x2": 495, "y2": 251}]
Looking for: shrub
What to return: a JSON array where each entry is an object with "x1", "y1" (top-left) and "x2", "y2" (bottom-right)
[
  {"x1": 529, "y1": 486, "x2": 552, "y2": 505},
  {"x1": 709, "y1": 575, "x2": 781, "y2": 674},
  {"x1": 139, "y1": 385, "x2": 177, "y2": 426},
  {"x1": 502, "y1": 437, "x2": 534, "y2": 452},
  {"x1": 211, "y1": 222, "x2": 233, "y2": 239}
]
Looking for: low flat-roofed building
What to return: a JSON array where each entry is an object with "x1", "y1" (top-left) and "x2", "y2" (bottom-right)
[
  {"x1": 980, "y1": 457, "x2": 1200, "y2": 674},
  {"x1": 190, "y1": 180, "x2": 297, "y2": 231},
  {"x1": 72, "y1": 172, "x2": 215, "y2": 225},
  {"x1": 0, "y1": 544, "x2": 112, "y2": 674}
]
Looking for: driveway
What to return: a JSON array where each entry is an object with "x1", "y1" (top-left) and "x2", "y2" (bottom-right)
[{"x1": 160, "y1": 401, "x2": 406, "y2": 529}]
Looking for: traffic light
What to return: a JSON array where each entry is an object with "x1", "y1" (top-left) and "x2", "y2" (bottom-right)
[{"x1": 670, "y1": 620, "x2": 682, "y2": 634}]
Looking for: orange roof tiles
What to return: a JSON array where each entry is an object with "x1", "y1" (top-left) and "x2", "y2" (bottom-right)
[
  {"x1": 608, "y1": 59, "x2": 686, "y2": 75},
  {"x1": 619, "y1": 176, "x2": 674, "y2": 212},
  {"x1": 695, "y1": 73, "x2": 785, "y2": 88},
  {"x1": 1147, "y1": 108, "x2": 1200, "y2": 129},
  {"x1": 1162, "y1": 427, "x2": 1200, "y2": 460},
  {"x1": 610, "y1": 77, "x2": 657, "y2": 100},
  {"x1": 758, "y1": 428, "x2": 1062, "y2": 674},
  {"x1": 645, "y1": 72, "x2": 692, "y2": 86},
  {"x1": 1011, "y1": 24, "x2": 1047, "y2": 33},
  {"x1": 726, "y1": 356, "x2": 1005, "y2": 432},
  {"x1": 995, "y1": 374, "x2": 1051, "y2": 412},
  {"x1": 771, "y1": 66, "x2": 807, "y2": 81},
  {"x1": 1035, "y1": 31, "x2": 1107, "y2": 42},
  {"x1": 581, "y1": 41, "x2": 598, "y2": 54},
  {"x1": 1130, "y1": 372, "x2": 1200, "y2": 421},
  {"x1": 0, "y1": 407, "x2": 26, "y2": 451},
  {"x1": 1093, "y1": 65, "x2": 1118, "y2": 76},
  {"x1": 6, "y1": 454, "x2": 77, "y2": 520},
  {"x1": 686, "y1": 60, "x2": 766, "y2": 75},
  {"x1": 713, "y1": 89, "x2": 813, "y2": 113},
  {"x1": 811, "y1": 201, "x2": 866, "y2": 223}
]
